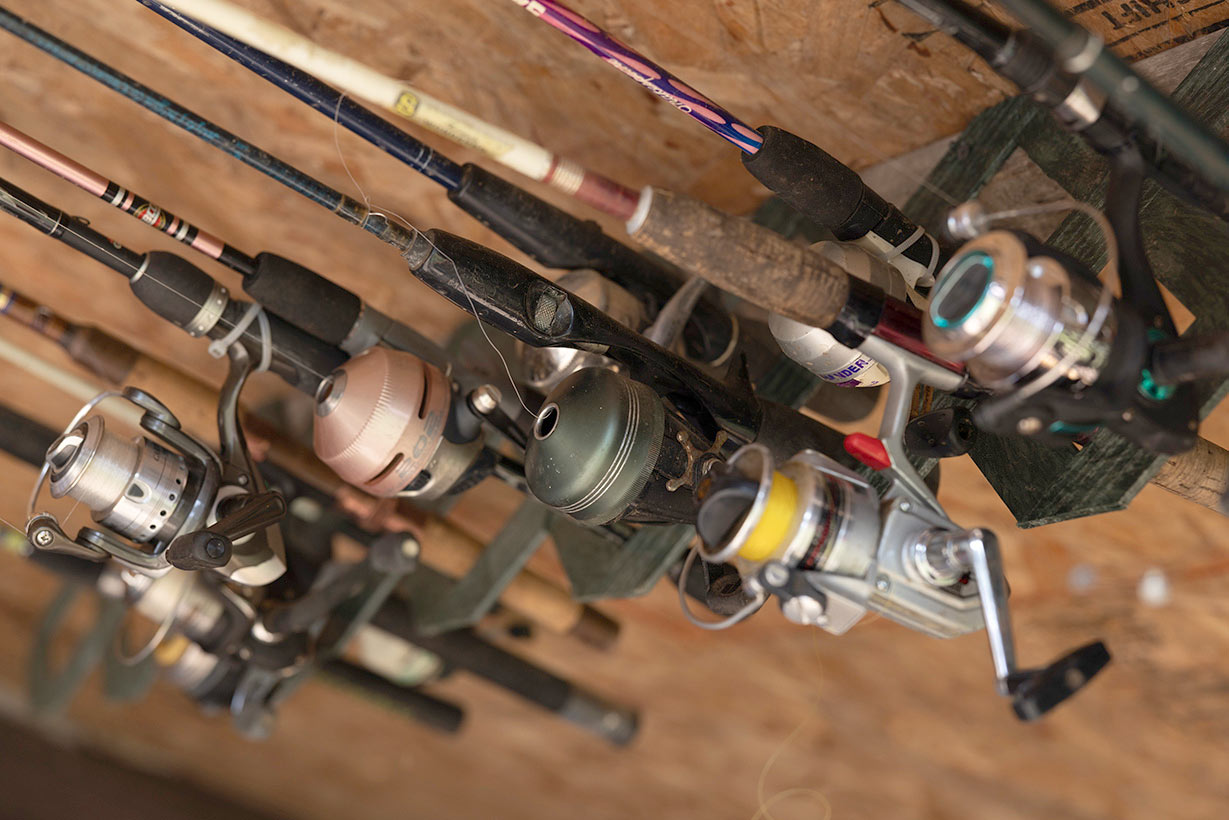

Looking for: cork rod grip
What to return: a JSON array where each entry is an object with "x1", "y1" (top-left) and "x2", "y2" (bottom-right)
[
  {"x1": 628, "y1": 187, "x2": 853, "y2": 329},
  {"x1": 1152, "y1": 437, "x2": 1229, "y2": 515}
]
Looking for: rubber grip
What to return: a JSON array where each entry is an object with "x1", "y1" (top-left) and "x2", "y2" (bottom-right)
[
  {"x1": 741, "y1": 126, "x2": 871, "y2": 230},
  {"x1": 245, "y1": 253, "x2": 362, "y2": 346},
  {"x1": 631, "y1": 188, "x2": 854, "y2": 329},
  {"x1": 130, "y1": 251, "x2": 218, "y2": 329}
]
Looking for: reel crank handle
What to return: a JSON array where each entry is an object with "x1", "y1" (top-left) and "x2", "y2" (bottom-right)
[
  {"x1": 166, "y1": 490, "x2": 287, "y2": 571},
  {"x1": 937, "y1": 529, "x2": 1111, "y2": 720}
]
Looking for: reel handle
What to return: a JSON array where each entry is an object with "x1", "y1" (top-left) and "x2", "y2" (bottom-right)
[
  {"x1": 166, "y1": 491, "x2": 287, "y2": 571},
  {"x1": 931, "y1": 529, "x2": 1111, "y2": 720}
]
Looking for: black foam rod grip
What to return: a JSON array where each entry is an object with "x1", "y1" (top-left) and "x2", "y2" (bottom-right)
[
  {"x1": 742, "y1": 127, "x2": 939, "y2": 270},
  {"x1": 742, "y1": 126, "x2": 881, "y2": 233},
  {"x1": 245, "y1": 253, "x2": 363, "y2": 347},
  {"x1": 448, "y1": 164, "x2": 734, "y2": 362},
  {"x1": 130, "y1": 251, "x2": 219, "y2": 330}
]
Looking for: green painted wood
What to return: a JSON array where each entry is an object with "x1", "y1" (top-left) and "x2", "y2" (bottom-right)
[
  {"x1": 412, "y1": 501, "x2": 553, "y2": 634},
  {"x1": 907, "y1": 31, "x2": 1229, "y2": 527}
]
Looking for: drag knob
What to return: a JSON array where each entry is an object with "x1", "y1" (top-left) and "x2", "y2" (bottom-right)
[{"x1": 1010, "y1": 641, "x2": 1111, "y2": 722}]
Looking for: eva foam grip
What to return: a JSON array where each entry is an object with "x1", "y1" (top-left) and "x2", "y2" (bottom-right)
[
  {"x1": 741, "y1": 126, "x2": 880, "y2": 234},
  {"x1": 130, "y1": 251, "x2": 218, "y2": 329},
  {"x1": 629, "y1": 188, "x2": 855, "y2": 330},
  {"x1": 245, "y1": 253, "x2": 362, "y2": 346}
]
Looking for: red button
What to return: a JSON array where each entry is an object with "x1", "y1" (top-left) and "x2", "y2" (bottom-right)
[{"x1": 844, "y1": 433, "x2": 892, "y2": 471}]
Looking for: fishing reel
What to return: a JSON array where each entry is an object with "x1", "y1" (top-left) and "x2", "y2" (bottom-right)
[
  {"x1": 925, "y1": 177, "x2": 1201, "y2": 455},
  {"x1": 695, "y1": 441, "x2": 1109, "y2": 720},
  {"x1": 523, "y1": 366, "x2": 729, "y2": 524},
  {"x1": 128, "y1": 527, "x2": 417, "y2": 738},
  {"x1": 26, "y1": 346, "x2": 288, "y2": 585},
  {"x1": 692, "y1": 333, "x2": 1110, "y2": 720},
  {"x1": 313, "y1": 346, "x2": 492, "y2": 500}
]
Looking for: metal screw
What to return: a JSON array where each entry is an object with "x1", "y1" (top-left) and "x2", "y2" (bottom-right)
[
  {"x1": 899, "y1": 501, "x2": 912, "y2": 513},
  {"x1": 1121, "y1": 409, "x2": 1135, "y2": 422},
  {"x1": 32, "y1": 528, "x2": 54, "y2": 548},
  {"x1": 470, "y1": 385, "x2": 502, "y2": 415},
  {"x1": 204, "y1": 536, "x2": 228, "y2": 560},
  {"x1": 762, "y1": 563, "x2": 790, "y2": 588},
  {"x1": 1017, "y1": 417, "x2": 1043, "y2": 435},
  {"x1": 875, "y1": 575, "x2": 891, "y2": 592},
  {"x1": 400, "y1": 537, "x2": 421, "y2": 561}
]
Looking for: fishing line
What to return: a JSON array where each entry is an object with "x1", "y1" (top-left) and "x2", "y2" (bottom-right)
[
  {"x1": 327, "y1": 101, "x2": 538, "y2": 418},
  {"x1": 752, "y1": 630, "x2": 832, "y2": 820}
]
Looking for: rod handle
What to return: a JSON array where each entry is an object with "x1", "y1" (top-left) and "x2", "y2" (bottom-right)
[
  {"x1": 628, "y1": 187, "x2": 856, "y2": 329},
  {"x1": 1152, "y1": 437, "x2": 1229, "y2": 515}
]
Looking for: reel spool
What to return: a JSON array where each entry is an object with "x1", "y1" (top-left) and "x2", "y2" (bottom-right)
[{"x1": 924, "y1": 230, "x2": 1115, "y2": 394}]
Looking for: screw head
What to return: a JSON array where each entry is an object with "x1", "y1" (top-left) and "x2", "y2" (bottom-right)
[
  {"x1": 762, "y1": 563, "x2": 790, "y2": 589},
  {"x1": 204, "y1": 536, "x2": 228, "y2": 560},
  {"x1": 875, "y1": 575, "x2": 891, "y2": 592},
  {"x1": 32, "y1": 529, "x2": 54, "y2": 548},
  {"x1": 470, "y1": 385, "x2": 501, "y2": 415},
  {"x1": 899, "y1": 501, "x2": 912, "y2": 513}
]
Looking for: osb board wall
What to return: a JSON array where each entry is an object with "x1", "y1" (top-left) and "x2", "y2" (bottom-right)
[{"x1": 0, "y1": 1, "x2": 1227, "y2": 819}]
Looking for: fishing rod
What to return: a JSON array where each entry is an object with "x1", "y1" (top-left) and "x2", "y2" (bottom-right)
[
  {"x1": 0, "y1": 6, "x2": 971, "y2": 530},
  {"x1": 139, "y1": 0, "x2": 643, "y2": 221},
  {"x1": 0, "y1": 300, "x2": 620, "y2": 644},
  {"x1": 129, "y1": 0, "x2": 736, "y2": 366},
  {"x1": 0, "y1": 405, "x2": 639, "y2": 743},
  {"x1": 0, "y1": 11, "x2": 797, "y2": 439},
  {"x1": 0, "y1": 119, "x2": 446, "y2": 366},
  {"x1": 0, "y1": 169, "x2": 515, "y2": 501},
  {"x1": 0, "y1": 175, "x2": 344, "y2": 397},
  {"x1": 898, "y1": 0, "x2": 1229, "y2": 221},
  {"x1": 507, "y1": 0, "x2": 941, "y2": 291},
  {"x1": 992, "y1": 0, "x2": 1229, "y2": 198}
]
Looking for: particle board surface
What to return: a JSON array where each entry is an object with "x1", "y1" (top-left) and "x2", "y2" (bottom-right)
[{"x1": 0, "y1": 2, "x2": 1226, "y2": 820}]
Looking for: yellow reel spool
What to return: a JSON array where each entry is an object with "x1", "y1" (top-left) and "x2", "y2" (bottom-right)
[{"x1": 738, "y1": 472, "x2": 799, "y2": 562}]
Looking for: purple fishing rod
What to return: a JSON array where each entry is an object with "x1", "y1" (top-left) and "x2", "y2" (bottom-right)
[
  {"x1": 513, "y1": 0, "x2": 764, "y2": 153},
  {"x1": 511, "y1": 0, "x2": 943, "y2": 291}
]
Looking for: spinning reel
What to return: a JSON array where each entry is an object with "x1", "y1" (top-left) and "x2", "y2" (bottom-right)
[
  {"x1": 924, "y1": 151, "x2": 1213, "y2": 456},
  {"x1": 26, "y1": 344, "x2": 288, "y2": 585},
  {"x1": 694, "y1": 336, "x2": 1111, "y2": 721}
]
